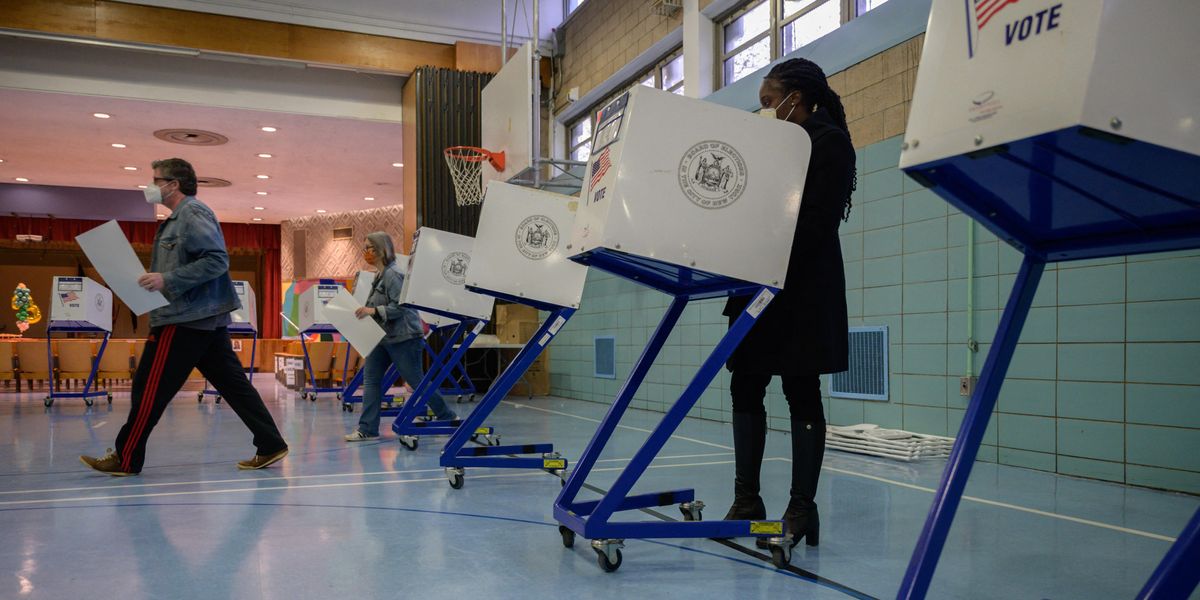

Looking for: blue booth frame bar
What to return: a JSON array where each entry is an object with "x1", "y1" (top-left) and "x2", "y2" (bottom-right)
[
  {"x1": 437, "y1": 287, "x2": 575, "y2": 490},
  {"x1": 896, "y1": 126, "x2": 1200, "y2": 599},
  {"x1": 389, "y1": 313, "x2": 487, "y2": 450},
  {"x1": 43, "y1": 321, "x2": 112, "y2": 408},
  {"x1": 197, "y1": 323, "x2": 257, "y2": 404},
  {"x1": 337, "y1": 324, "x2": 477, "y2": 413},
  {"x1": 552, "y1": 248, "x2": 793, "y2": 572}
]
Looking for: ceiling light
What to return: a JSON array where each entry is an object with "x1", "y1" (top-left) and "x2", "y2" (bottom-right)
[
  {"x1": 392, "y1": 162, "x2": 404, "y2": 167},
  {"x1": 364, "y1": 197, "x2": 375, "y2": 201},
  {"x1": 260, "y1": 126, "x2": 277, "y2": 132},
  {"x1": 15, "y1": 177, "x2": 29, "y2": 182},
  {"x1": 253, "y1": 206, "x2": 265, "y2": 211},
  {"x1": 256, "y1": 191, "x2": 268, "y2": 196},
  {"x1": 0, "y1": 158, "x2": 5, "y2": 163},
  {"x1": 123, "y1": 166, "x2": 138, "y2": 171},
  {"x1": 257, "y1": 153, "x2": 272, "y2": 158},
  {"x1": 315, "y1": 209, "x2": 327, "y2": 214},
  {"x1": 252, "y1": 217, "x2": 263, "y2": 221},
  {"x1": 111, "y1": 143, "x2": 126, "y2": 148},
  {"x1": 156, "y1": 214, "x2": 166, "y2": 220},
  {"x1": 256, "y1": 174, "x2": 269, "y2": 179},
  {"x1": 93, "y1": 113, "x2": 111, "y2": 119},
  {"x1": 137, "y1": 185, "x2": 148, "y2": 189}
]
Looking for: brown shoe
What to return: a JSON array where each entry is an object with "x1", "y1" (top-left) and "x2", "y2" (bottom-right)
[
  {"x1": 80, "y1": 449, "x2": 137, "y2": 477},
  {"x1": 237, "y1": 447, "x2": 289, "y2": 470}
]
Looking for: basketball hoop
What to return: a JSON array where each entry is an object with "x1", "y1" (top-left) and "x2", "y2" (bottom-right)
[{"x1": 444, "y1": 146, "x2": 506, "y2": 206}]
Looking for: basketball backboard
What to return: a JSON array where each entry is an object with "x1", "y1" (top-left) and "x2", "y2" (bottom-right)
[{"x1": 481, "y1": 41, "x2": 535, "y2": 193}]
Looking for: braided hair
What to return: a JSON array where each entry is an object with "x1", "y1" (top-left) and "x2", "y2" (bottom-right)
[{"x1": 764, "y1": 58, "x2": 856, "y2": 221}]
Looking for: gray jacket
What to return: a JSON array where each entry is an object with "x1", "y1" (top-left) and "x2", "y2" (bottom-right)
[
  {"x1": 365, "y1": 260, "x2": 424, "y2": 344},
  {"x1": 148, "y1": 196, "x2": 240, "y2": 327}
]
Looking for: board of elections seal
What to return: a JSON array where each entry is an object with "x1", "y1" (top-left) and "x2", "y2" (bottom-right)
[
  {"x1": 678, "y1": 140, "x2": 747, "y2": 209},
  {"x1": 441, "y1": 252, "x2": 470, "y2": 285},
  {"x1": 515, "y1": 215, "x2": 559, "y2": 260}
]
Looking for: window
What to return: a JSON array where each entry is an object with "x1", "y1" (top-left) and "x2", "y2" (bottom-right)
[
  {"x1": 568, "y1": 118, "x2": 592, "y2": 162},
  {"x1": 566, "y1": 0, "x2": 587, "y2": 15},
  {"x1": 721, "y1": 1, "x2": 772, "y2": 85},
  {"x1": 660, "y1": 54, "x2": 685, "y2": 94},
  {"x1": 719, "y1": 0, "x2": 857, "y2": 88},
  {"x1": 856, "y1": 0, "x2": 891, "y2": 15},
  {"x1": 780, "y1": 0, "x2": 841, "y2": 55}
]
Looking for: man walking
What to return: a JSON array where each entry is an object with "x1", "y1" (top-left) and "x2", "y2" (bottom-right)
[{"x1": 81, "y1": 158, "x2": 288, "y2": 476}]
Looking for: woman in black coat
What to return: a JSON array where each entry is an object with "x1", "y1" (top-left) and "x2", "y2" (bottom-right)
[{"x1": 722, "y1": 58, "x2": 855, "y2": 550}]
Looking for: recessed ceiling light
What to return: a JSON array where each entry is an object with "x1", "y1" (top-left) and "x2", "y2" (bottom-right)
[
  {"x1": 123, "y1": 166, "x2": 138, "y2": 171},
  {"x1": 257, "y1": 153, "x2": 273, "y2": 158},
  {"x1": 137, "y1": 185, "x2": 148, "y2": 189},
  {"x1": 15, "y1": 177, "x2": 29, "y2": 182},
  {"x1": 392, "y1": 162, "x2": 404, "y2": 168},
  {"x1": 111, "y1": 143, "x2": 126, "y2": 149},
  {"x1": 256, "y1": 174, "x2": 269, "y2": 179},
  {"x1": 93, "y1": 113, "x2": 111, "y2": 119},
  {"x1": 364, "y1": 197, "x2": 375, "y2": 201},
  {"x1": 256, "y1": 191, "x2": 268, "y2": 196},
  {"x1": 157, "y1": 214, "x2": 167, "y2": 220},
  {"x1": 315, "y1": 209, "x2": 327, "y2": 214},
  {"x1": 253, "y1": 206, "x2": 265, "y2": 211},
  {"x1": 260, "y1": 126, "x2": 277, "y2": 132},
  {"x1": 0, "y1": 158, "x2": 5, "y2": 163},
  {"x1": 252, "y1": 217, "x2": 263, "y2": 221}
]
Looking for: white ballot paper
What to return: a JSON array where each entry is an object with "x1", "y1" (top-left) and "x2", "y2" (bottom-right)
[
  {"x1": 76, "y1": 220, "x2": 170, "y2": 315},
  {"x1": 323, "y1": 287, "x2": 385, "y2": 357}
]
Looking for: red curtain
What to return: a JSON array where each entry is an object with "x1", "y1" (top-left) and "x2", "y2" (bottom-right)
[{"x1": 0, "y1": 216, "x2": 282, "y2": 337}]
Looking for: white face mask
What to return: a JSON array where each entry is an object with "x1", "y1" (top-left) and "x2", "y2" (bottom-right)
[
  {"x1": 758, "y1": 92, "x2": 799, "y2": 121},
  {"x1": 143, "y1": 183, "x2": 165, "y2": 204}
]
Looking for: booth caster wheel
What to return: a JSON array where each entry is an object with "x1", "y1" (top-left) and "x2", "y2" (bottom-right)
[
  {"x1": 592, "y1": 540, "x2": 624, "y2": 573},
  {"x1": 558, "y1": 525, "x2": 576, "y2": 548},
  {"x1": 84, "y1": 397, "x2": 94, "y2": 407},
  {"x1": 399, "y1": 436, "x2": 418, "y2": 451},
  {"x1": 44, "y1": 397, "x2": 53, "y2": 407},
  {"x1": 197, "y1": 392, "x2": 205, "y2": 403},
  {"x1": 445, "y1": 467, "x2": 465, "y2": 489},
  {"x1": 215, "y1": 396, "x2": 222, "y2": 404},
  {"x1": 336, "y1": 392, "x2": 343, "y2": 401},
  {"x1": 342, "y1": 403, "x2": 354, "y2": 413},
  {"x1": 107, "y1": 393, "x2": 113, "y2": 405},
  {"x1": 768, "y1": 537, "x2": 793, "y2": 569},
  {"x1": 679, "y1": 500, "x2": 705, "y2": 522}
]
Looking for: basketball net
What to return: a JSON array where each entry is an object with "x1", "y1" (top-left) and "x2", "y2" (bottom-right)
[{"x1": 444, "y1": 146, "x2": 505, "y2": 206}]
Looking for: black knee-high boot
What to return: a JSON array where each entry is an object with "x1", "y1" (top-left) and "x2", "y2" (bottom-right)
[
  {"x1": 757, "y1": 418, "x2": 824, "y2": 548},
  {"x1": 723, "y1": 411, "x2": 767, "y2": 521}
]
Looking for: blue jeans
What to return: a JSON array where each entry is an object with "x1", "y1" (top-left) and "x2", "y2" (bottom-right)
[{"x1": 357, "y1": 338, "x2": 456, "y2": 436}]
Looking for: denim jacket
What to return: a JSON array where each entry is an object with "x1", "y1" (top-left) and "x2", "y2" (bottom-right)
[
  {"x1": 148, "y1": 196, "x2": 240, "y2": 327},
  {"x1": 365, "y1": 260, "x2": 424, "y2": 344}
]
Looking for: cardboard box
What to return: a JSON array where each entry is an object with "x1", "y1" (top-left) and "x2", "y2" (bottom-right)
[
  {"x1": 495, "y1": 303, "x2": 539, "y2": 325},
  {"x1": 507, "y1": 351, "x2": 550, "y2": 397},
  {"x1": 498, "y1": 320, "x2": 541, "y2": 344}
]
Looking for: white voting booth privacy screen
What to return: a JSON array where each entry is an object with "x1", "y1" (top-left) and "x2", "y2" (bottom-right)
[
  {"x1": 569, "y1": 85, "x2": 810, "y2": 287},
  {"x1": 298, "y1": 283, "x2": 342, "y2": 332},
  {"x1": 230, "y1": 280, "x2": 257, "y2": 331},
  {"x1": 50, "y1": 276, "x2": 112, "y2": 331},
  {"x1": 399, "y1": 229, "x2": 494, "y2": 321},
  {"x1": 468, "y1": 181, "x2": 588, "y2": 308},
  {"x1": 901, "y1": 0, "x2": 1200, "y2": 169}
]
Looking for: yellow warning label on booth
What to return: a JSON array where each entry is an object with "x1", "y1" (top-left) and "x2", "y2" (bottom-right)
[
  {"x1": 475, "y1": 427, "x2": 492, "y2": 435},
  {"x1": 749, "y1": 521, "x2": 783, "y2": 535},
  {"x1": 543, "y1": 459, "x2": 566, "y2": 469}
]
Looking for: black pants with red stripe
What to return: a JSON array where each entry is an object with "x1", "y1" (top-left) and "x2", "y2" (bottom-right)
[{"x1": 115, "y1": 325, "x2": 287, "y2": 474}]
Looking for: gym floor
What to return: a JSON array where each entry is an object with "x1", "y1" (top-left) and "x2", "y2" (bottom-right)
[{"x1": 1, "y1": 376, "x2": 1196, "y2": 599}]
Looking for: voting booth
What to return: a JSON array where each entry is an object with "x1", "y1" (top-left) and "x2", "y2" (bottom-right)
[
  {"x1": 895, "y1": 1, "x2": 1200, "y2": 598},
  {"x1": 434, "y1": 182, "x2": 589, "y2": 489},
  {"x1": 338, "y1": 267, "x2": 476, "y2": 412},
  {"x1": 295, "y1": 282, "x2": 346, "y2": 401},
  {"x1": 44, "y1": 276, "x2": 114, "y2": 407},
  {"x1": 388, "y1": 228, "x2": 495, "y2": 449},
  {"x1": 198, "y1": 280, "x2": 258, "y2": 404},
  {"x1": 554, "y1": 85, "x2": 811, "y2": 571}
]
